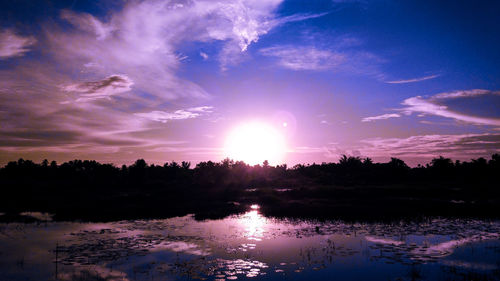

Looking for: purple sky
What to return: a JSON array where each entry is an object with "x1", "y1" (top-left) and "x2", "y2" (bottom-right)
[{"x1": 1, "y1": 0, "x2": 499, "y2": 166}]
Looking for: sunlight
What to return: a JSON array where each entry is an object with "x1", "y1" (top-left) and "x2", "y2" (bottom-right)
[
  {"x1": 224, "y1": 122, "x2": 286, "y2": 165},
  {"x1": 239, "y1": 206, "x2": 266, "y2": 241}
]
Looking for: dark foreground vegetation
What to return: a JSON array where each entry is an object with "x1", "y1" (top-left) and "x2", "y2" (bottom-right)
[{"x1": 1, "y1": 155, "x2": 499, "y2": 222}]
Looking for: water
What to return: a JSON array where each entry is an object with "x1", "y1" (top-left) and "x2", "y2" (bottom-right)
[{"x1": 0, "y1": 207, "x2": 499, "y2": 281}]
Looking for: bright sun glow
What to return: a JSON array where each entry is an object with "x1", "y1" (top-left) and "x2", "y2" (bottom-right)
[{"x1": 224, "y1": 122, "x2": 286, "y2": 165}]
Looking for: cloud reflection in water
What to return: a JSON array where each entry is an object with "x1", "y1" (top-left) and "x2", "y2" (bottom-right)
[{"x1": 0, "y1": 211, "x2": 499, "y2": 281}]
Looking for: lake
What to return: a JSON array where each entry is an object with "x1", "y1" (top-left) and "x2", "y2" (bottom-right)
[{"x1": 1, "y1": 206, "x2": 499, "y2": 280}]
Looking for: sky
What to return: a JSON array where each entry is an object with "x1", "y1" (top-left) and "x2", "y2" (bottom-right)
[{"x1": 1, "y1": 0, "x2": 499, "y2": 167}]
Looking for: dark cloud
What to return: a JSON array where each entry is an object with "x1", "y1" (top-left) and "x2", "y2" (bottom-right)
[{"x1": 62, "y1": 75, "x2": 133, "y2": 102}]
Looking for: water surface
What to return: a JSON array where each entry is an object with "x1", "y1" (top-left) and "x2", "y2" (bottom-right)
[{"x1": 1, "y1": 207, "x2": 499, "y2": 280}]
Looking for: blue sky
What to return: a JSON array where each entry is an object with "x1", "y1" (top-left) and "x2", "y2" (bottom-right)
[{"x1": 0, "y1": 0, "x2": 499, "y2": 166}]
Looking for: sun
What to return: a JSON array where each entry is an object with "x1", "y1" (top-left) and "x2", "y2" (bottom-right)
[{"x1": 224, "y1": 122, "x2": 286, "y2": 165}]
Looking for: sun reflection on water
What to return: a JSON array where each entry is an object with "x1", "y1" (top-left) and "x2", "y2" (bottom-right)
[
  {"x1": 0, "y1": 214, "x2": 499, "y2": 281},
  {"x1": 239, "y1": 205, "x2": 266, "y2": 241}
]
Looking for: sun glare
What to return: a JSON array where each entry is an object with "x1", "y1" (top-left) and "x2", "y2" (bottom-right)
[{"x1": 224, "y1": 122, "x2": 286, "y2": 165}]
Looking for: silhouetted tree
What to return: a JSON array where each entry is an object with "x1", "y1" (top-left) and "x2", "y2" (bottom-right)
[
  {"x1": 430, "y1": 156, "x2": 453, "y2": 170},
  {"x1": 388, "y1": 158, "x2": 409, "y2": 170},
  {"x1": 363, "y1": 157, "x2": 373, "y2": 166},
  {"x1": 133, "y1": 159, "x2": 147, "y2": 169},
  {"x1": 489, "y1": 154, "x2": 500, "y2": 168},
  {"x1": 181, "y1": 161, "x2": 191, "y2": 169},
  {"x1": 338, "y1": 155, "x2": 362, "y2": 168}
]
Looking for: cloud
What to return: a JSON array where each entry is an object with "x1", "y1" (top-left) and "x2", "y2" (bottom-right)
[
  {"x1": 431, "y1": 89, "x2": 495, "y2": 99},
  {"x1": 135, "y1": 106, "x2": 213, "y2": 123},
  {"x1": 62, "y1": 75, "x2": 133, "y2": 102},
  {"x1": 60, "y1": 10, "x2": 114, "y2": 40},
  {"x1": 401, "y1": 90, "x2": 500, "y2": 126},
  {"x1": 42, "y1": 0, "x2": 328, "y2": 94},
  {"x1": 199, "y1": 0, "x2": 282, "y2": 52},
  {"x1": 385, "y1": 74, "x2": 440, "y2": 84},
  {"x1": 365, "y1": 236, "x2": 405, "y2": 246},
  {"x1": 188, "y1": 106, "x2": 214, "y2": 113},
  {"x1": 217, "y1": 9, "x2": 327, "y2": 69},
  {"x1": 48, "y1": 0, "x2": 305, "y2": 100},
  {"x1": 292, "y1": 133, "x2": 500, "y2": 165},
  {"x1": 0, "y1": 29, "x2": 36, "y2": 59},
  {"x1": 268, "y1": 12, "x2": 329, "y2": 27},
  {"x1": 2, "y1": 0, "x2": 323, "y2": 160},
  {"x1": 200, "y1": 51, "x2": 209, "y2": 60},
  {"x1": 259, "y1": 44, "x2": 384, "y2": 77},
  {"x1": 0, "y1": 64, "x2": 169, "y2": 158},
  {"x1": 360, "y1": 133, "x2": 500, "y2": 158},
  {"x1": 364, "y1": 89, "x2": 500, "y2": 126},
  {"x1": 260, "y1": 45, "x2": 345, "y2": 70},
  {"x1": 362, "y1": 113, "x2": 401, "y2": 122},
  {"x1": 291, "y1": 145, "x2": 359, "y2": 161},
  {"x1": 58, "y1": 265, "x2": 130, "y2": 281}
]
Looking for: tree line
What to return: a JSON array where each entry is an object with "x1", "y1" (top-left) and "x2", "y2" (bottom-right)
[
  {"x1": 1, "y1": 154, "x2": 499, "y2": 188},
  {"x1": 1, "y1": 154, "x2": 498, "y2": 221}
]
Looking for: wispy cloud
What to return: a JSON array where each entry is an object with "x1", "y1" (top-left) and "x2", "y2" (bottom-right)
[
  {"x1": 363, "y1": 89, "x2": 500, "y2": 126},
  {"x1": 260, "y1": 45, "x2": 345, "y2": 70},
  {"x1": 360, "y1": 133, "x2": 500, "y2": 159},
  {"x1": 199, "y1": 52, "x2": 209, "y2": 60},
  {"x1": 135, "y1": 106, "x2": 213, "y2": 123},
  {"x1": 362, "y1": 113, "x2": 401, "y2": 122},
  {"x1": 1, "y1": 0, "x2": 314, "y2": 159},
  {"x1": 385, "y1": 74, "x2": 440, "y2": 84},
  {"x1": 2, "y1": 88, "x2": 131, "y2": 142},
  {"x1": 0, "y1": 29, "x2": 36, "y2": 59},
  {"x1": 44, "y1": 0, "x2": 327, "y2": 94},
  {"x1": 60, "y1": 10, "x2": 114, "y2": 40},
  {"x1": 259, "y1": 42, "x2": 384, "y2": 78},
  {"x1": 431, "y1": 89, "x2": 494, "y2": 99},
  {"x1": 188, "y1": 106, "x2": 214, "y2": 113},
  {"x1": 268, "y1": 12, "x2": 329, "y2": 28},
  {"x1": 0, "y1": 62, "x2": 200, "y2": 162},
  {"x1": 290, "y1": 132, "x2": 500, "y2": 165},
  {"x1": 62, "y1": 75, "x2": 133, "y2": 102},
  {"x1": 401, "y1": 90, "x2": 500, "y2": 126}
]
